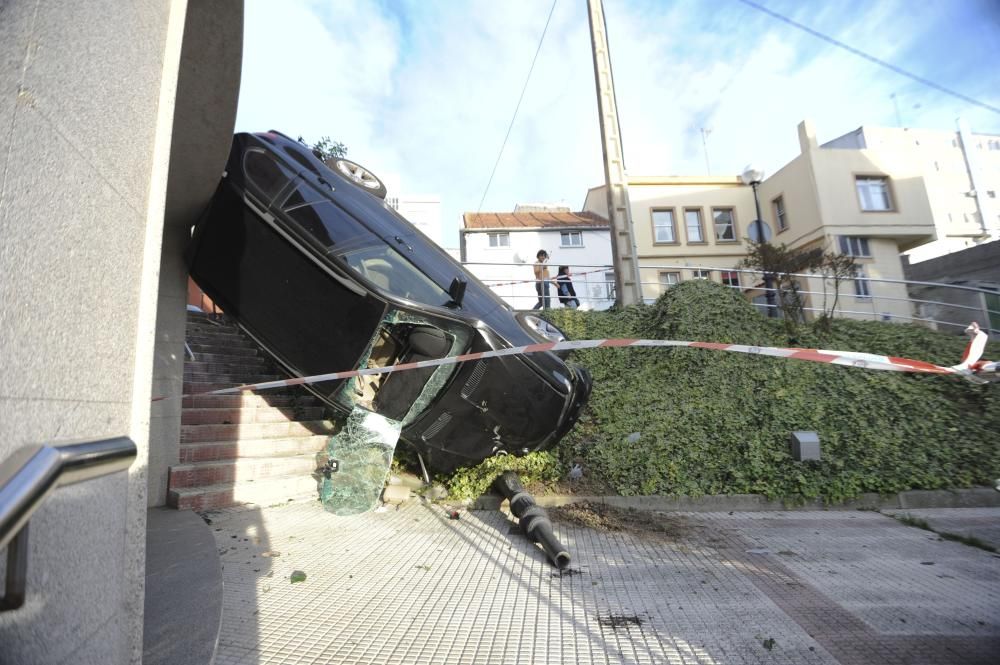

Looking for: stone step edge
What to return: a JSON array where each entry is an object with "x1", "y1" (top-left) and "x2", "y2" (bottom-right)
[
  {"x1": 170, "y1": 453, "x2": 320, "y2": 474},
  {"x1": 167, "y1": 474, "x2": 321, "y2": 508}
]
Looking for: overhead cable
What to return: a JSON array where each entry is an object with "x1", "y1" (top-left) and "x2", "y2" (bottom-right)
[
  {"x1": 735, "y1": 0, "x2": 1000, "y2": 116},
  {"x1": 477, "y1": 0, "x2": 559, "y2": 214}
]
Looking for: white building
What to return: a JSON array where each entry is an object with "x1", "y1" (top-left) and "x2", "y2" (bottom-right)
[
  {"x1": 461, "y1": 205, "x2": 615, "y2": 310},
  {"x1": 822, "y1": 119, "x2": 1000, "y2": 264},
  {"x1": 382, "y1": 172, "x2": 444, "y2": 247}
]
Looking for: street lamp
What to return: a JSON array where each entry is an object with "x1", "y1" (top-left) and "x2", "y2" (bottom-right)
[{"x1": 740, "y1": 165, "x2": 776, "y2": 317}]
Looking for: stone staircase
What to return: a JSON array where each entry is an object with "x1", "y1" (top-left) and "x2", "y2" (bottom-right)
[{"x1": 167, "y1": 312, "x2": 336, "y2": 511}]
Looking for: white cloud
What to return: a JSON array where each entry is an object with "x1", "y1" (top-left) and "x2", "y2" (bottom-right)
[{"x1": 236, "y1": 0, "x2": 1000, "y2": 248}]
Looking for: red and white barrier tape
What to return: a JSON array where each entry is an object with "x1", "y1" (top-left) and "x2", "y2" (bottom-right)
[{"x1": 157, "y1": 338, "x2": 976, "y2": 401}]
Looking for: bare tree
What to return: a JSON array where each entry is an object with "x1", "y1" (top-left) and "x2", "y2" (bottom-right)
[
  {"x1": 741, "y1": 241, "x2": 823, "y2": 336},
  {"x1": 298, "y1": 135, "x2": 348, "y2": 161},
  {"x1": 815, "y1": 250, "x2": 859, "y2": 332}
]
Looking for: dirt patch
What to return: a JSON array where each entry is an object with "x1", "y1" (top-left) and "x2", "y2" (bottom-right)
[{"x1": 547, "y1": 501, "x2": 693, "y2": 540}]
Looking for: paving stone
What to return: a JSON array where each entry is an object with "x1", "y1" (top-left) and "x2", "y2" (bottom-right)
[{"x1": 206, "y1": 504, "x2": 1000, "y2": 664}]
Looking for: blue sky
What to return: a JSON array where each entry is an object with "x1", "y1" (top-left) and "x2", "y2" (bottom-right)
[{"x1": 235, "y1": 0, "x2": 1000, "y2": 248}]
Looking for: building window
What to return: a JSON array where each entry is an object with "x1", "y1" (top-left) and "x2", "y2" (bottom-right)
[
  {"x1": 684, "y1": 209, "x2": 704, "y2": 243},
  {"x1": 838, "y1": 236, "x2": 871, "y2": 257},
  {"x1": 772, "y1": 196, "x2": 788, "y2": 232},
  {"x1": 721, "y1": 271, "x2": 740, "y2": 288},
  {"x1": 560, "y1": 231, "x2": 583, "y2": 247},
  {"x1": 604, "y1": 271, "x2": 616, "y2": 301},
  {"x1": 712, "y1": 208, "x2": 736, "y2": 241},
  {"x1": 652, "y1": 209, "x2": 678, "y2": 243},
  {"x1": 659, "y1": 272, "x2": 680, "y2": 292},
  {"x1": 855, "y1": 176, "x2": 893, "y2": 211},
  {"x1": 692, "y1": 269, "x2": 711, "y2": 280},
  {"x1": 854, "y1": 267, "x2": 871, "y2": 298},
  {"x1": 487, "y1": 232, "x2": 510, "y2": 248}
]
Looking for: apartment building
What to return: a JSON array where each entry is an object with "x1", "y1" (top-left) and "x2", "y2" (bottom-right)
[
  {"x1": 461, "y1": 206, "x2": 614, "y2": 310},
  {"x1": 823, "y1": 120, "x2": 1000, "y2": 263},
  {"x1": 583, "y1": 120, "x2": 938, "y2": 322}
]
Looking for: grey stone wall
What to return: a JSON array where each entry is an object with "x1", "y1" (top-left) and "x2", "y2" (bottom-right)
[
  {"x1": 0, "y1": 0, "x2": 241, "y2": 662},
  {"x1": 147, "y1": 2, "x2": 243, "y2": 508}
]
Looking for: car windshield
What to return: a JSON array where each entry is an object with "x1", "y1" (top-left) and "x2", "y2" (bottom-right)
[{"x1": 339, "y1": 244, "x2": 451, "y2": 305}]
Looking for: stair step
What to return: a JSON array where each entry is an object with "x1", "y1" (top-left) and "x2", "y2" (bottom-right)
[
  {"x1": 184, "y1": 360, "x2": 274, "y2": 375},
  {"x1": 181, "y1": 405, "x2": 327, "y2": 426},
  {"x1": 167, "y1": 474, "x2": 321, "y2": 511},
  {"x1": 182, "y1": 381, "x2": 289, "y2": 395},
  {"x1": 184, "y1": 351, "x2": 267, "y2": 365},
  {"x1": 185, "y1": 344, "x2": 261, "y2": 359},
  {"x1": 183, "y1": 370, "x2": 281, "y2": 384},
  {"x1": 181, "y1": 393, "x2": 322, "y2": 409},
  {"x1": 168, "y1": 454, "x2": 320, "y2": 488},
  {"x1": 179, "y1": 435, "x2": 332, "y2": 463},
  {"x1": 181, "y1": 420, "x2": 337, "y2": 443}
]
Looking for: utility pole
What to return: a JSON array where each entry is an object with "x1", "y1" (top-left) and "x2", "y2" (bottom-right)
[
  {"x1": 700, "y1": 128, "x2": 712, "y2": 174},
  {"x1": 587, "y1": 0, "x2": 643, "y2": 306}
]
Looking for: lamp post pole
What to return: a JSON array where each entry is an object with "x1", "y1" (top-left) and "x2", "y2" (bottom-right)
[{"x1": 742, "y1": 166, "x2": 777, "y2": 318}]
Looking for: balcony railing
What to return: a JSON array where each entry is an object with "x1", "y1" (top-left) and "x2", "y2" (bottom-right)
[{"x1": 461, "y1": 260, "x2": 1000, "y2": 334}]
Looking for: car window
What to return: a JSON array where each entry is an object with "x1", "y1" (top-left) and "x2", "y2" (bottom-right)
[
  {"x1": 282, "y1": 145, "x2": 323, "y2": 175},
  {"x1": 243, "y1": 149, "x2": 295, "y2": 203},
  {"x1": 339, "y1": 245, "x2": 450, "y2": 305},
  {"x1": 283, "y1": 180, "x2": 377, "y2": 253}
]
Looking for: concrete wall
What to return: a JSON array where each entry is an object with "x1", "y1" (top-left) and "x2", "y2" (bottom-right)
[
  {"x1": 0, "y1": 1, "x2": 241, "y2": 662},
  {"x1": 147, "y1": 2, "x2": 243, "y2": 509}
]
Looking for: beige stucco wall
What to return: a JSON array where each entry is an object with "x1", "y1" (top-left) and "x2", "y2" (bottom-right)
[{"x1": 808, "y1": 142, "x2": 936, "y2": 251}]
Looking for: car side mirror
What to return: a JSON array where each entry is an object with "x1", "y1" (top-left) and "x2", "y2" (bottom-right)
[{"x1": 447, "y1": 277, "x2": 467, "y2": 309}]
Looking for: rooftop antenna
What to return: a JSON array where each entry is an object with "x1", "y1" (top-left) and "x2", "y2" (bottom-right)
[{"x1": 700, "y1": 128, "x2": 713, "y2": 174}]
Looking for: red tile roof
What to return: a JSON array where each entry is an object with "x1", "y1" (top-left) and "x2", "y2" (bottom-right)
[{"x1": 463, "y1": 210, "x2": 609, "y2": 230}]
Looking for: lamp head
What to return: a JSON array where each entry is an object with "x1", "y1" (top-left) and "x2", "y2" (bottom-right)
[{"x1": 740, "y1": 165, "x2": 765, "y2": 185}]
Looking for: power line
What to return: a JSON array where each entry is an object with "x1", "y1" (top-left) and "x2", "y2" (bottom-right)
[
  {"x1": 477, "y1": 0, "x2": 559, "y2": 214},
  {"x1": 735, "y1": 0, "x2": 1000, "y2": 117}
]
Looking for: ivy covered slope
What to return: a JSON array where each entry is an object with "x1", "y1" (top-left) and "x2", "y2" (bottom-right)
[{"x1": 451, "y1": 280, "x2": 999, "y2": 503}]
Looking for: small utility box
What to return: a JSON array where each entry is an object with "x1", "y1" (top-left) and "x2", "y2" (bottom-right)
[{"x1": 789, "y1": 431, "x2": 821, "y2": 461}]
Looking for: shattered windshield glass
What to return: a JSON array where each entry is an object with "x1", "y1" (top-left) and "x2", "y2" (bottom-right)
[{"x1": 318, "y1": 407, "x2": 402, "y2": 516}]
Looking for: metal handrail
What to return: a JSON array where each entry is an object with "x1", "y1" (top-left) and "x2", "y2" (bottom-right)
[{"x1": 0, "y1": 436, "x2": 136, "y2": 610}]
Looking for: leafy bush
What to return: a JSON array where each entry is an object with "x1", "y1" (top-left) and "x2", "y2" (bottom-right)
[{"x1": 445, "y1": 280, "x2": 998, "y2": 503}]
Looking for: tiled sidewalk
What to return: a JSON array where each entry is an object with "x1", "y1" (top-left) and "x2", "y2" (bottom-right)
[{"x1": 209, "y1": 501, "x2": 1000, "y2": 664}]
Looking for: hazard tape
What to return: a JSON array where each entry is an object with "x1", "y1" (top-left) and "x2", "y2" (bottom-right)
[{"x1": 156, "y1": 338, "x2": 963, "y2": 401}]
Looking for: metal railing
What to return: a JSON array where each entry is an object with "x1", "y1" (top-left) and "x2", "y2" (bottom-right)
[
  {"x1": 0, "y1": 436, "x2": 136, "y2": 611},
  {"x1": 461, "y1": 260, "x2": 1000, "y2": 333}
]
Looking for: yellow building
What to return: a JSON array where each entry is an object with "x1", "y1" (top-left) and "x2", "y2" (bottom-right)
[{"x1": 583, "y1": 120, "x2": 938, "y2": 323}]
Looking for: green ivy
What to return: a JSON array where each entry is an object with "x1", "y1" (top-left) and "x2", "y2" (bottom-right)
[{"x1": 445, "y1": 280, "x2": 999, "y2": 503}]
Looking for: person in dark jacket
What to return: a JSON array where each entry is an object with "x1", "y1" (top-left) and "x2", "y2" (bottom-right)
[{"x1": 555, "y1": 265, "x2": 579, "y2": 309}]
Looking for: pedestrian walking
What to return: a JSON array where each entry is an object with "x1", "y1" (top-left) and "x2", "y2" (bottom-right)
[
  {"x1": 556, "y1": 266, "x2": 579, "y2": 309},
  {"x1": 532, "y1": 250, "x2": 551, "y2": 309}
]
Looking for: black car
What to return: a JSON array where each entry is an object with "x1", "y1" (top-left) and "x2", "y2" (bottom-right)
[{"x1": 187, "y1": 131, "x2": 591, "y2": 472}]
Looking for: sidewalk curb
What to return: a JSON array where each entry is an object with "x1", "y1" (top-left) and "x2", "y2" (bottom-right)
[{"x1": 460, "y1": 487, "x2": 1000, "y2": 512}]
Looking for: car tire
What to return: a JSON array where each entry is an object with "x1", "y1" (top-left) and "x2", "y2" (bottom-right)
[{"x1": 329, "y1": 158, "x2": 388, "y2": 199}]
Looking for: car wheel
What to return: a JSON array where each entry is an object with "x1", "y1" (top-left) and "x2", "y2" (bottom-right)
[{"x1": 331, "y1": 158, "x2": 387, "y2": 199}]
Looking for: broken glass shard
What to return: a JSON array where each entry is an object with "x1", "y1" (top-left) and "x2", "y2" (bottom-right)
[{"x1": 318, "y1": 407, "x2": 402, "y2": 516}]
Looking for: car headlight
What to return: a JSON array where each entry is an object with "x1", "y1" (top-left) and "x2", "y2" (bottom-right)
[{"x1": 521, "y1": 314, "x2": 566, "y2": 343}]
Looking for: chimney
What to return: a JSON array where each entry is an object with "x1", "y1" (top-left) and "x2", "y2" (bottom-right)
[{"x1": 798, "y1": 120, "x2": 818, "y2": 153}]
